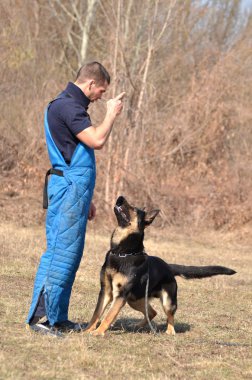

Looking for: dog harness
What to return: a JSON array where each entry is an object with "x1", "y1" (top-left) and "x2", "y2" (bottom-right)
[{"x1": 27, "y1": 93, "x2": 96, "y2": 325}]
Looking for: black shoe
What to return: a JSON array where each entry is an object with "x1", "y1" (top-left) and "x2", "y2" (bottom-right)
[
  {"x1": 27, "y1": 321, "x2": 64, "y2": 338},
  {"x1": 54, "y1": 320, "x2": 82, "y2": 333}
]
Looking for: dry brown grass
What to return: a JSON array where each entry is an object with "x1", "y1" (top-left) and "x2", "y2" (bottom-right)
[{"x1": 0, "y1": 221, "x2": 252, "y2": 380}]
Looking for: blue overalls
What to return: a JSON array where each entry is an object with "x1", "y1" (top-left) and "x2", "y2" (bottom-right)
[{"x1": 27, "y1": 95, "x2": 96, "y2": 325}]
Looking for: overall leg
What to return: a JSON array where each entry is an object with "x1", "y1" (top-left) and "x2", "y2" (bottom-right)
[
  {"x1": 39, "y1": 181, "x2": 91, "y2": 325},
  {"x1": 26, "y1": 179, "x2": 69, "y2": 325}
]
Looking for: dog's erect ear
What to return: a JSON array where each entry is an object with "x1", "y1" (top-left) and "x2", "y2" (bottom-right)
[{"x1": 144, "y1": 209, "x2": 160, "y2": 226}]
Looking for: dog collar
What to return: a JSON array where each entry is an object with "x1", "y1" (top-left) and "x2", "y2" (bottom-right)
[{"x1": 110, "y1": 250, "x2": 146, "y2": 258}]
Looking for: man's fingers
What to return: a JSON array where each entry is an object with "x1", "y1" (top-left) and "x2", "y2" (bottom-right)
[
  {"x1": 106, "y1": 92, "x2": 125, "y2": 116},
  {"x1": 115, "y1": 92, "x2": 126, "y2": 101}
]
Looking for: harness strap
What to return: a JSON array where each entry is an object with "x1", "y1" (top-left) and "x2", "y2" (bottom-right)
[{"x1": 43, "y1": 168, "x2": 64, "y2": 209}]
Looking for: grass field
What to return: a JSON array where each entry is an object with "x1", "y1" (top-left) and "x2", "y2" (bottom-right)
[{"x1": 1, "y1": 222, "x2": 252, "y2": 380}]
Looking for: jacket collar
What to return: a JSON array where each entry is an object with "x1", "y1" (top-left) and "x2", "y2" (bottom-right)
[{"x1": 65, "y1": 82, "x2": 90, "y2": 109}]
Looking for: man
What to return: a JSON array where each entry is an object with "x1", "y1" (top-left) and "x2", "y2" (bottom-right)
[{"x1": 26, "y1": 62, "x2": 125, "y2": 335}]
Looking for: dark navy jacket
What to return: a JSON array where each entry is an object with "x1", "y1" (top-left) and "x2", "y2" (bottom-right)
[{"x1": 47, "y1": 82, "x2": 91, "y2": 164}]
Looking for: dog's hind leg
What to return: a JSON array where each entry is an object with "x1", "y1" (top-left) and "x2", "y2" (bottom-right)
[
  {"x1": 160, "y1": 282, "x2": 177, "y2": 335},
  {"x1": 127, "y1": 299, "x2": 157, "y2": 329}
]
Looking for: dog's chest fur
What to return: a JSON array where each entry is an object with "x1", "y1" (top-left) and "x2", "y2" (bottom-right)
[{"x1": 103, "y1": 253, "x2": 148, "y2": 299}]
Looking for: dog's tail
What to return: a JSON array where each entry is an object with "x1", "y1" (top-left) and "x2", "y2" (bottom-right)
[{"x1": 169, "y1": 264, "x2": 236, "y2": 279}]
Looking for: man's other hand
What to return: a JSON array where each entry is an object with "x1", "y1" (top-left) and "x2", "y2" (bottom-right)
[{"x1": 88, "y1": 202, "x2": 96, "y2": 220}]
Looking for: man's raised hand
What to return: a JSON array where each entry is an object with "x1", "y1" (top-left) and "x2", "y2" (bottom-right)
[{"x1": 107, "y1": 92, "x2": 126, "y2": 117}]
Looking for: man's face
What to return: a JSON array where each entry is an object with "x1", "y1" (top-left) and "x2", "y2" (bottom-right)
[{"x1": 88, "y1": 80, "x2": 108, "y2": 102}]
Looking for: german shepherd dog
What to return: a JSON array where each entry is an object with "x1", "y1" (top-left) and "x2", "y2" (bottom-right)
[{"x1": 85, "y1": 196, "x2": 236, "y2": 336}]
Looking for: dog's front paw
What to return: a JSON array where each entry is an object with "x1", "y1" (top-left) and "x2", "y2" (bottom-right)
[
  {"x1": 90, "y1": 329, "x2": 105, "y2": 337},
  {"x1": 83, "y1": 327, "x2": 96, "y2": 333},
  {"x1": 83, "y1": 323, "x2": 97, "y2": 333}
]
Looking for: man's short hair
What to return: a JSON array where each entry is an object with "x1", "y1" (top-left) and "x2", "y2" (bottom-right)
[{"x1": 76, "y1": 61, "x2": 110, "y2": 85}]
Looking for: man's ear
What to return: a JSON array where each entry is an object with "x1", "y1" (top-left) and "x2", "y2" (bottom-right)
[
  {"x1": 88, "y1": 79, "x2": 95, "y2": 89},
  {"x1": 144, "y1": 209, "x2": 160, "y2": 226}
]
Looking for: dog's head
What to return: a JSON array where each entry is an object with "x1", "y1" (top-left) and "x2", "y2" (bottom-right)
[
  {"x1": 111, "y1": 196, "x2": 160, "y2": 251},
  {"x1": 114, "y1": 196, "x2": 159, "y2": 229}
]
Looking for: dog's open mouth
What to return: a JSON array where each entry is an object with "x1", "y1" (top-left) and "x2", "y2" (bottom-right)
[
  {"x1": 114, "y1": 196, "x2": 131, "y2": 226},
  {"x1": 115, "y1": 205, "x2": 129, "y2": 223}
]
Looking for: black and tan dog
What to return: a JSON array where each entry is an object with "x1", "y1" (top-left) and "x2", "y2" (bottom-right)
[{"x1": 85, "y1": 196, "x2": 236, "y2": 336}]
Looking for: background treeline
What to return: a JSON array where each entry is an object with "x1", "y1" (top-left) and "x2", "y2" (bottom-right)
[{"x1": 1, "y1": 0, "x2": 252, "y2": 229}]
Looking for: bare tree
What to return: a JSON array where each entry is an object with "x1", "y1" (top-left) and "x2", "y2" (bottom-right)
[
  {"x1": 1, "y1": 0, "x2": 251, "y2": 229},
  {"x1": 48, "y1": 0, "x2": 98, "y2": 69}
]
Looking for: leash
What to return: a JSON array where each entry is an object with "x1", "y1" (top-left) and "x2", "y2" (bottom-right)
[{"x1": 145, "y1": 262, "x2": 157, "y2": 335}]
